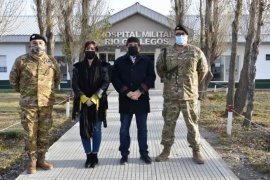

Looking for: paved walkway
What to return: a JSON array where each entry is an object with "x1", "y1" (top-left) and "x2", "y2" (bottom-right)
[{"x1": 17, "y1": 90, "x2": 238, "y2": 180}]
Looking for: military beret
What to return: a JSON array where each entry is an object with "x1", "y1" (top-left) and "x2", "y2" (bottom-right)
[
  {"x1": 175, "y1": 24, "x2": 189, "y2": 35},
  {"x1": 126, "y1": 37, "x2": 140, "y2": 46},
  {"x1": 29, "y1": 34, "x2": 47, "y2": 43}
]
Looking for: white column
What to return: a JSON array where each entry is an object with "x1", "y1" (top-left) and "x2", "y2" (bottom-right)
[
  {"x1": 66, "y1": 95, "x2": 70, "y2": 118},
  {"x1": 154, "y1": 48, "x2": 163, "y2": 90},
  {"x1": 227, "y1": 105, "x2": 233, "y2": 135},
  {"x1": 115, "y1": 49, "x2": 121, "y2": 59}
]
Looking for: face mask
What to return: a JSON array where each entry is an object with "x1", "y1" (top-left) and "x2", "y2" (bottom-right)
[
  {"x1": 85, "y1": 51, "x2": 95, "y2": 59},
  {"x1": 30, "y1": 45, "x2": 45, "y2": 54},
  {"x1": 128, "y1": 46, "x2": 138, "y2": 56},
  {"x1": 175, "y1": 36, "x2": 187, "y2": 45}
]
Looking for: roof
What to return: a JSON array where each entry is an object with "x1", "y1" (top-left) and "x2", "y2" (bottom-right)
[
  {"x1": 108, "y1": 2, "x2": 171, "y2": 28},
  {"x1": 0, "y1": 15, "x2": 61, "y2": 42},
  {"x1": 1, "y1": 16, "x2": 40, "y2": 36}
]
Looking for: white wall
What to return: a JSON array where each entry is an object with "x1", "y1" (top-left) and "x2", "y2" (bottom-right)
[
  {"x1": 223, "y1": 44, "x2": 270, "y2": 80},
  {"x1": 0, "y1": 43, "x2": 27, "y2": 80},
  {"x1": 255, "y1": 44, "x2": 270, "y2": 79}
]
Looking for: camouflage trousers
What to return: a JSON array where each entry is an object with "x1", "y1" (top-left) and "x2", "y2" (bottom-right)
[
  {"x1": 161, "y1": 99, "x2": 201, "y2": 151},
  {"x1": 20, "y1": 106, "x2": 53, "y2": 154}
]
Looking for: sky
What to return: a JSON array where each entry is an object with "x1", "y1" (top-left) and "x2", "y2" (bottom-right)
[
  {"x1": 107, "y1": 0, "x2": 172, "y2": 16},
  {"x1": 23, "y1": 0, "x2": 172, "y2": 16}
]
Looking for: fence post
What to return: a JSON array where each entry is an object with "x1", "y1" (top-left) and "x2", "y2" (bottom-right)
[
  {"x1": 66, "y1": 95, "x2": 70, "y2": 118},
  {"x1": 198, "y1": 96, "x2": 201, "y2": 117},
  {"x1": 226, "y1": 85, "x2": 228, "y2": 95},
  {"x1": 214, "y1": 84, "x2": 217, "y2": 92},
  {"x1": 227, "y1": 105, "x2": 233, "y2": 135}
]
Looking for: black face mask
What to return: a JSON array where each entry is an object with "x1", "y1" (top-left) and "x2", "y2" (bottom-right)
[
  {"x1": 128, "y1": 46, "x2": 138, "y2": 56},
  {"x1": 85, "y1": 51, "x2": 95, "y2": 59}
]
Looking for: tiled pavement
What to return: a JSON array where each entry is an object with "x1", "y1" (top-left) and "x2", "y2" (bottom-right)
[{"x1": 16, "y1": 90, "x2": 239, "y2": 180}]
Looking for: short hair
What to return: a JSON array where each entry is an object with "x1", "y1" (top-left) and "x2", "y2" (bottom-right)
[
  {"x1": 84, "y1": 41, "x2": 99, "y2": 52},
  {"x1": 126, "y1": 37, "x2": 140, "y2": 46}
]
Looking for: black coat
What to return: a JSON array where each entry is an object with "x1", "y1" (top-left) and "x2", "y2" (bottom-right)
[
  {"x1": 111, "y1": 53, "x2": 156, "y2": 114},
  {"x1": 72, "y1": 57, "x2": 110, "y2": 139}
]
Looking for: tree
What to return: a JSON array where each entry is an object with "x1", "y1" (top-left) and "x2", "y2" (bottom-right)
[
  {"x1": 173, "y1": 0, "x2": 186, "y2": 25},
  {"x1": 45, "y1": 0, "x2": 54, "y2": 56},
  {"x1": 78, "y1": 0, "x2": 111, "y2": 60},
  {"x1": 188, "y1": 0, "x2": 233, "y2": 99},
  {"x1": 199, "y1": 0, "x2": 205, "y2": 50},
  {"x1": 34, "y1": 0, "x2": 46, "y2": 36},
  {"x1": 56, "y1": 0, "x2": 111, "y2": 88},
  {"x1": 200, "y1": 0, "x2": 213, "y2": 99},
  {"x1": 243, "y1": 0, "x2": 265, "y2": 128},
  {"x1": 57, "y1": 0, "x2": 77, "y2": 88},
  {"x1": 33, "y1": 0, "x2": 55, "y2": 56},
  {"x1": 78, "y1": 0, "x2": 90, "y2": 60},
  {"x1": 225, "y1": 0, "x2": 243, "y2": 115},
  {"x1": 0, "y1": 0, "x2": 26, "y2": 38},
  {"x1": 171, "y1": 0, "x2": 193, "y2": 26},
  {"x1": 234, "y1": 0, "x2": 257, "y2": 114}
]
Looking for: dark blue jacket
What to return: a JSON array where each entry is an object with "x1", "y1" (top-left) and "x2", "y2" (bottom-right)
[{"x1": 111, "y1": 53, "x2": 156, "y2": 114}]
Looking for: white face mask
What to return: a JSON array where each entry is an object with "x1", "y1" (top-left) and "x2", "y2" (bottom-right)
[{"x1": 175, "y1": 36, "x2": 188, "y2": 45}]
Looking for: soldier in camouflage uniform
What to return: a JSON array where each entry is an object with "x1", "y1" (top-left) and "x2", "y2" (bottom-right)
[
  {"x1": 9, "y1": 34, "x2": 60, "y2": 174},
  {"x1": 155, "y1": 25, "x2": 208, "y2": 164}
]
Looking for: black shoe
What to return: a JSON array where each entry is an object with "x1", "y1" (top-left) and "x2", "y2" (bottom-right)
[
  {"x1": 85, "y1": 153, "x2": 92, "y2": 168},
  {"x1": 140, "y1": 155, "x2": 152, "y2": 164},
  {"x1": 90, "y1": 153, "x2": 98, "y2": 168},
  {"x1": 120, "y1": 155, "x2": 128, "y2": 165}
]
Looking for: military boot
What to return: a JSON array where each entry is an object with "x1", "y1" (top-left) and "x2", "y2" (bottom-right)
[
  {"x1": 37, "y1": 153, "x2": 53, "y2": 170},
  {"x1": 155, "y1": 146, "x2": 172, "y2": 162},
  {"x1": 27, "y1": 153, "x2": 37, "y2": 174},
  {"x1": 193, "y1": 150, "x2": 204, "y2": 164}
]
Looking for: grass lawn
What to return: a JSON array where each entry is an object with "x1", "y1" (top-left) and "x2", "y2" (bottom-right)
[
  {"x1": 199, "y1": 90, "x2": 270, "y2": 174},
  {"x1": 0, "y1": 90, "x2": 75, "y2": 175}
]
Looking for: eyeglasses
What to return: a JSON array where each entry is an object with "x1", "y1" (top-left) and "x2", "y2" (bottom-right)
[{"x1": 175, "y1": 32, "x2": 186, "y2": 36}]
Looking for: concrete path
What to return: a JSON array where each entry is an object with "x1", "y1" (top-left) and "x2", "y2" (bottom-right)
[{"x1": 16, "y1": 90, "x2": 238, "y2": 180}]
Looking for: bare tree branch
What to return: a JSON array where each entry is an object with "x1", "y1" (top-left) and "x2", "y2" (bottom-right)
[{"x1": 0, "y1": 0, "x2": 26, "y2": 38}]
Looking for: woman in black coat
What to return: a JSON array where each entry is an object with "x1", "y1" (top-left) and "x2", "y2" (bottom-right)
[{"x1": 72, "y1": 41, "x2": 110, "y2": 168}]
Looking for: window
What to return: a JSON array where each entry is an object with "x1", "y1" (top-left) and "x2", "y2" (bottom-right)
[
  {"x1": 108, "y1": 53, "x2": 115, "y2": 65},
  {"x1": 211, "y1": 55, "x2": 240, "y2": 82},
  {"x1": 266, "y1": 54, "x2": 270, "y2": 60},
  {"x1": 0, "y1": 55, "x2": 7, "y2": 72},
  {"x1": 99, "y1": 53, "x2": 106, "y2": 61},
  {"x1": 99, "y1": 53, "x2": 115, "y2": 65}
]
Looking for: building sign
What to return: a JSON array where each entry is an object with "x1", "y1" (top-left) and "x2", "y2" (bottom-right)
[{"x1": 105, "y1": 31, "x2": 174, "y2": 45}]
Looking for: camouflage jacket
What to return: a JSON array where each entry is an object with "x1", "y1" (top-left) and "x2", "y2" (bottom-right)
[
  {"x1": 156, "y1": 44, "x2": 208, "y2": 100},
  {"x1": 9, "y1": 53, "x2": 61, "y2": 107}
]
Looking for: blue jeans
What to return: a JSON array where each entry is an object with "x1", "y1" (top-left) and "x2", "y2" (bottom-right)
[
  {"x1": 119, "y1": 113, "x2": 149, "y2": 156},
  {"x1": 80, "y1": 120, "x2": 102, "y2": 153}
]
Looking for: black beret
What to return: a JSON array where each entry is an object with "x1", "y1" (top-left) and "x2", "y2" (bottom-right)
[
  {"x1": 29, "y1": 34, "x2": 47, "y2": 43},
  {"x1": 126, "y1": 37, "x2": 140, "y2": 46},
  {"x1": 175, "y1": 24, "x2": 189, "y2": 35}
]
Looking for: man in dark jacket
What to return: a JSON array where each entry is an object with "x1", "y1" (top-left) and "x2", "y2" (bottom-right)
[{"x1": 111, "y1": 37, "x2": 156, "y2": 165}]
